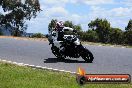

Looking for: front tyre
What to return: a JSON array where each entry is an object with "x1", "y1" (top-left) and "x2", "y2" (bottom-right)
[
  {"x1": 81, "y1": 47, "x2": 94, "y2": 63},
  {"x1": 51, "y1": 45, "x2": 65, "y2": 59}
]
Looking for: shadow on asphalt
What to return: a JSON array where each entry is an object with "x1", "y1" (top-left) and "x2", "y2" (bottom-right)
[{"x1": 44, "y1": 58, "x2": 90, "y2": 63}]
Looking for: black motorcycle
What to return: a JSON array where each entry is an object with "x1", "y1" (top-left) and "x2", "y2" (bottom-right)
[{"x1": 47, "y1": 31, "x2": 94, "y2": 63}]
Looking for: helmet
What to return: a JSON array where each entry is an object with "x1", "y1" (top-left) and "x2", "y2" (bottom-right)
[{"x1": 56, "y1": 21, "x2": 64, "y2": 28}]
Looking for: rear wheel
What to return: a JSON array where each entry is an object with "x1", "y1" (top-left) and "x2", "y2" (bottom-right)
[{"x1": 81, "y1": 47, "x2": 94, "y2": 63}]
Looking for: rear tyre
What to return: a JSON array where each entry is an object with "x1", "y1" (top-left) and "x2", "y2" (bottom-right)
[{"x1": 81, "y1": 47, "x2": 94, "y2": 63}]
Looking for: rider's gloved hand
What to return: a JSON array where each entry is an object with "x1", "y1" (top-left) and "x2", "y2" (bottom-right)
[{"x1": 73, "y1": 29, "x2": 77, "y2": 33}]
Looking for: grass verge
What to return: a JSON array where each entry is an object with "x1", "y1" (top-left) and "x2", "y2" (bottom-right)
[
  {"x1": 0, "y1": 36, "x2": 47, "y2": 42},
  {"x1": 0, "y1": 62, "x2": 132, "y2": 88},
  {"x1": 1, "y1": 36, "x2": 132, "y2": 48},
  {"x1": 82, "y1": 41, "x2": 132, "y2": 48}
]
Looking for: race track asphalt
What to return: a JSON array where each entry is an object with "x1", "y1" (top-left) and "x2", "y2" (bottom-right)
[{"x1": 0, "y1": 38, "x2": 132, "y2": 75}]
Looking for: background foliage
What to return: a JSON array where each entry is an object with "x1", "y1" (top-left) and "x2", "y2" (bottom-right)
[
  {"x1": 0, "y1": 0, "x2": 40, "y2": 36},
  {"x1": 48, "y1": 18, "x2": 132, "y2": 45}
]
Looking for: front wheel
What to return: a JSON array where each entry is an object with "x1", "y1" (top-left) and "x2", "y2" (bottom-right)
[
  {"x1": 80, "y1": 47, "x2": 94, "y2": 63},
  {"x1": 51, "y1": 45, "x2": 65, "y2": 59}
]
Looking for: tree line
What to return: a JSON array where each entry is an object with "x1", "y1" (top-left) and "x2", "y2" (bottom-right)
[
  {"x1": 49, "y1": 19, "x2": 132, "y2": 45},
  {"x1": 0, "y1": 0, "x2": 41, "y2": 36},
  {"x1": 0, "y1": 1, "x2": 132, "y2": 45}
]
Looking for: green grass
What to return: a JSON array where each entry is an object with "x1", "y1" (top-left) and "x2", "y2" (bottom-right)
[{"x1": 0, "y1": 62, "x2": 132, "y2": 88}]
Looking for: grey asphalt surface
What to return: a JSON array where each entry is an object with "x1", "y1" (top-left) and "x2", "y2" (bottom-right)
[{"x1": 0, "y1": 38, "x2": 132, "y2": 75}]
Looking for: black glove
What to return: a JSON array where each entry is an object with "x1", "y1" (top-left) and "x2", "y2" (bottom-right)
[{"x1": 73, "y1": 29, "x2": 77, "y2": 33}]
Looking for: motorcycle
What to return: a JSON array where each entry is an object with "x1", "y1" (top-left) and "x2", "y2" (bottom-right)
[{"x1": 47, "y1": 30, "x2": 94, "y2": 63}]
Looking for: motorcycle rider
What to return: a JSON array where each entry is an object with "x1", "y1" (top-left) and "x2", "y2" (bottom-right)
[
  {"x1": 55, "y1": 21, "x2": 77, "y2": 40},
  {"x1": 53, "y1": 21, "x2": 77, "y2": 54}
]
